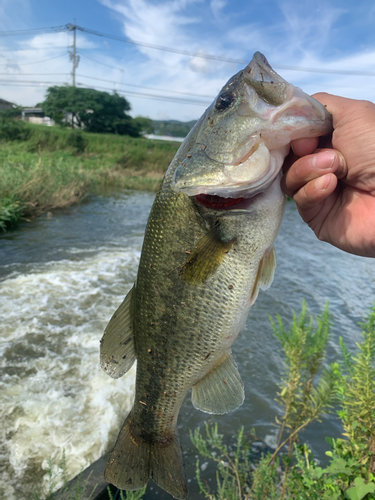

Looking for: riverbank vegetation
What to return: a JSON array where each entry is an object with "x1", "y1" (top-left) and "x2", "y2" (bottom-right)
[
  {"x1": 192, "y1": 303, "x2": 375, "y2": 499},
  {"x1": 0, "y1": 121, "x2": 180, "y2": 231}
]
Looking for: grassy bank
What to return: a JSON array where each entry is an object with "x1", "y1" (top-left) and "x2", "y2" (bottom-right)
[{"x1": 0, "y1": 122, "x2": 180, "y2": 231}]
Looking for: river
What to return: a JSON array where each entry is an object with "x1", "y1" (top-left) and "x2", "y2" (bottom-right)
[{"x1": 1, "y1": 189, "x2": 375, "y2": 499}]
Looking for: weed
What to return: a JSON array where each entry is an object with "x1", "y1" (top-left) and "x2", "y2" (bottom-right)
[
  {"x1": 192, "y1": 303, "x2": 375, "y2": 499},
  {"x1": 107, "y1": 486, "x2": 147, "y2": 500},
  {"x1": 0, "y1": 196, "x2": 24, "y2": 231}
]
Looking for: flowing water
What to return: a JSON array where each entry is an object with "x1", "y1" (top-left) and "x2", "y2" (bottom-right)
[{"x1": 1, "y1": 189, "x2": 375, "y2": 499}]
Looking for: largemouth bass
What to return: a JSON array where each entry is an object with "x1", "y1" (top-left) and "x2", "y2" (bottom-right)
[{"x1": 100, "y1": 52, "x2": 332, "y2": 499}]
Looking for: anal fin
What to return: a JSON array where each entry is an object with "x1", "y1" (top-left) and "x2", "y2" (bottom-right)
[
  {"x1": 100, "y1": 285, "x2": 136, "y2": 379},
  {"x1": 192, "y1": 351, "x2": 244, "y2": 415}
]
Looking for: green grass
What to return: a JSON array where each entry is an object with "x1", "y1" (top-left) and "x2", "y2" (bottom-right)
[{"x1": 0, "y1": 122, "x2": 180, "y2": 231}]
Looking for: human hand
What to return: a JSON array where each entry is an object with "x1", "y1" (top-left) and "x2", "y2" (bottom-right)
[{"x1": 281, "y1": 93, "x2": 375, "y2": 258}]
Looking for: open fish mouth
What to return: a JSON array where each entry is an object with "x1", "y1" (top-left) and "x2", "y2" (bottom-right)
[{"x1": 194, "y1": 194, "x2": 246, "y2": 210}]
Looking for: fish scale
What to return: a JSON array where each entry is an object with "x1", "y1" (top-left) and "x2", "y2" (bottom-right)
[{"x1": 100, "y1": 52, "x2": 332, "y2": 498}]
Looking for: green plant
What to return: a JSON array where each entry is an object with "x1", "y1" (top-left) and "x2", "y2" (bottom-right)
[
  {"x1": 191, "y1": 423, "x2": 254, "y2": 499},
  {"x1": 107, "y1": 486, "x2": 147, "y2": 500},
  {"x1": 65, "y1": 131, "x2": 88, "y2": 154},
  {"x1": 0, "y1": 119, "x2": 30, "y2": 141},
  {"x1": 0, "y1": 196, "x2": 24, "y2": 231},
  {"x1": 337, "y1": 309, "x2": 375, "y2": 470},
  {"x1": 192, "y1": 303, "x2": 375, "y2": 499},
  {"x1": 268, "y1": 301, "x2": 336, "y2": 497}
]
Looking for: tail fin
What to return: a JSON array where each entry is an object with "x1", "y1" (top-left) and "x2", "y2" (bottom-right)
[{"x1": 104, "y1": 412, "x2": 187, "y2": 500}]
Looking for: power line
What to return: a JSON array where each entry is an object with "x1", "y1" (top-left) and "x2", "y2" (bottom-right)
[
  {"x1": 0, "y1": 76, "x2": 211, "y2": 105},
  {"x1": 73, "y1": 24, "x2": 375, "y2": 77},
  {"x1": 0, "y1": 46, "x2": 69, "y2": 53},
  {"x1": 0, "y1": 26, "x2": 66, "y2": 37},
  {"x1": 0, "y1": 79, "x2": 69, "y2": 85},
  {"x1": 0, "y1": 76, "x2": 368, "y2": 103},
  {"x1": 0, "y1": 82, "x2": 64, "y2": 87},
  {"x1": 77, "y1": 73, "x2": 214, "y2": 98},
  {"x1": 10, "y1": 53, "x2": 68, "y2": 66},
  {"x1": 80, "y1": 53, "x2": 123, "y2": 70},
  {"x1": 76, "y1": 81, "x2": 211, "y2": 106},
  {"x1": 0, "y1": 22, "x2": 374, "y2": 80},
  {"x1": 274, "y1": 64, "x2": 375, "y2": 77},
  {"x1": 74, "y1": 24, "x2": 245, "y2": 65},
  {"x1": 79, "y1": 51, "x2": 205, "y2": 78},
  {"x1": 0, "y1": 73, "x2": 69, "y2": 76}
]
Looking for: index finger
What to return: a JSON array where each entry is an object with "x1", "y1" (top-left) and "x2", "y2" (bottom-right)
[{"x1": 283, "y1": 137, "x2": 319, "y2": 174}]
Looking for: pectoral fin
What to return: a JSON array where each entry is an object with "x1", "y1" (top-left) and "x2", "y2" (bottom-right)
[
  {"x1": 250, "y1": 247, "x2": 276, "y2": 305},
  {"x1": 192, "y1": 352, "x2": 244, "y2": 414},
  {"x1": 179, "y1": 225, "x2": 234, "y2": 285},
  {"x1": 100, "y1": 286, "x2": 136, "y2": 379}
]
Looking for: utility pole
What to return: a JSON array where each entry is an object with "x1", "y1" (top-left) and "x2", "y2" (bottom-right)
[{"x1": 68, "y1": 21, "x2": 80, "y2": 87}]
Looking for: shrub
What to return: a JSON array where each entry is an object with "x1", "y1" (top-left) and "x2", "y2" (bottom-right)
[{"x1": 192, "y1": 303, "x2": 375, "y2": 499}]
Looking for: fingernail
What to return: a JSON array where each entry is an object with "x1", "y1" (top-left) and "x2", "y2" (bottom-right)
[
  {"x1": 312, "y1": 151, "x2": 336, "y2": 170},
  {"x1": 315, "y1": 174, "x2": 331, "y2": 190}
]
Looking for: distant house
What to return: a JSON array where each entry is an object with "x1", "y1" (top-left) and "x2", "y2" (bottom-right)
[
  {"x1": 22, "y1": 108, "x2": 54, "y2": 126},
  {"x1": 0, "y1": 98, "x2": 16, "y2": 111}
]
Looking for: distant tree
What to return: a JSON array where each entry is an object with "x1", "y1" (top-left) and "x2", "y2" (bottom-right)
[
  {"x1": 42, "y1": 86, "x2": 141, "y2": 136},
  {"x1": 132, "y1": 116, "x2": 154, "y2": 135},
  {"x1": 152, "y1": 119, "x2": 196, "y2": 138}
]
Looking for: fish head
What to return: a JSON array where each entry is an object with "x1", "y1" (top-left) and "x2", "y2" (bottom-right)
[{"x1": 172, "y1": 52, "x2": 332, "y2": 201}]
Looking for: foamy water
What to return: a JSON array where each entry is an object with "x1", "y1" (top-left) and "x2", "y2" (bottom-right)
[
  {"x1": 0, "y1": 192, "x2": 154, "y2": 499},
  {"x1": 0, "y1": 249, "x2": 141, "y2": 498}
]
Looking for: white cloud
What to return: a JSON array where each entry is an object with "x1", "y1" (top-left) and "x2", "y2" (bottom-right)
[
  {"x1": 277, "y1": 1, "x2": 346, "y2": 58},
  {"x1": 210, "y1": 0, "x2": 226, "y2": 22},
  {"x1": 188, "y1": 50, "x2": 217, "y2": 74},
  {"x1": 100, "y1": 0, "x2": 202, "y2": 60}
]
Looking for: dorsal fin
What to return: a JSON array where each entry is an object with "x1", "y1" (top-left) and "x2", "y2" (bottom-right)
[{"x1": 100, "y1": 286, "x2": 136, "y2": 379}]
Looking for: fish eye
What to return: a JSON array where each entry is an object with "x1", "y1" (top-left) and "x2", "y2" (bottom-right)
[{"x1": 215, "y1": 92, "x2": 235, "y2": 111}]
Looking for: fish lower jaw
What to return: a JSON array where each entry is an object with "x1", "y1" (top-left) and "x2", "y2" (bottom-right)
[
  {"x1": 194, "y1": 193, "x2": 258, "y2": 211},
  {"x1": 193, "y1": 168, "x2": 285, "y2": 211}
]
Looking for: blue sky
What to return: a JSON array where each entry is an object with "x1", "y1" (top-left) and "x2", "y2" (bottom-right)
[{"x1": 0, "y1": 0, "x2": 374, "y2": 121}]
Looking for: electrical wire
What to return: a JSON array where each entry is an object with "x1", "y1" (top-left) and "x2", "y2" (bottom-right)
[
  {"x1": 74, "y1": 24, "x2": 375, "y2": 77},
  {"x1": 0, "y1": 73, "x2": 69, "y2": 76},
  {"x1": 0, "y1": 26, "x2": 66, "y2": 37},
  {"x1": 76, "y1": 81, "x2": 211, "y2": 106},
  {"x1": 0, "y1": 23, "x2": 373, "y2": 78},
  {"x1": 0, "y1": 47, "x2": 69, "y2": 54},
  {"x1": 0, "y1": 75, "x2": 211, "y2": 105},
  {"x1": 74, "y1": 24, "x2": 244, "y2": 64},
  {"x1": 0, "y1": 79, "x2": 69, "y2": 85},
  {"x1": 79, "y1": 53, "x2": 123, "y2": 70},
  {"x1": 79, "y1": 51, "x2": 208, "y2": 78},
  {"x1": 273, "y1": 64, "x2": 375, "y2": 77},
  {"x1": 8, "y1": 53, "x2": 69, "y2": 66},
  {"x1": 77, "y1": 73, "x2": 214, "y2": 98}
]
